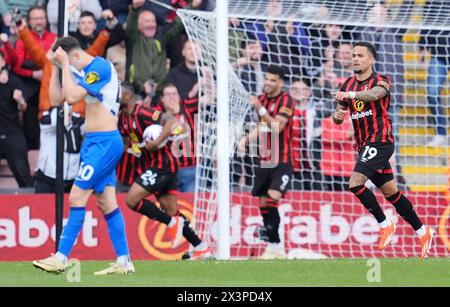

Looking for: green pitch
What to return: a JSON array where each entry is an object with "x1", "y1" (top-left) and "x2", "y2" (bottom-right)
[{"x1": 0, "y1": 258, "x2": 449, "y2": 287}]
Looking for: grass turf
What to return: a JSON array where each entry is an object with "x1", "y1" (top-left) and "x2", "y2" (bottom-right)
[{"x1": 0, "y1": 258, "x2": 449, "y2": 287}]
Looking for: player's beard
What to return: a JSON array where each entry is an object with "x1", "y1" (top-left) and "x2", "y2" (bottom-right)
[{"x1": 354, "y1": 69, "x2": 362, "y2": 74}]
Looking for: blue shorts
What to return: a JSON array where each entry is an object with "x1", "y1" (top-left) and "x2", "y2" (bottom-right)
[{"x1": 74, "y1": 130, "x2": 123, "y2": 194}]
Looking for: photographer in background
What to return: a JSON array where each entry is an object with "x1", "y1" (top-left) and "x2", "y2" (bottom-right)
[{"x1": 0, "y1": 50, "x2": 33, "y2": 188}]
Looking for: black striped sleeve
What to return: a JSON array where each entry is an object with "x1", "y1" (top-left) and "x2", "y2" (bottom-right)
[
  {"x1": 374, "y1": 74, "x2": 391, "y2": 96},
  {"x1": 140, "y1": 106, "x2": 162, "y2": 126},
  {"x1": 183, "y1": 98, "x2": 199, "y2": 114},
  {"x1": 277, "y1": 95, "x2": 294, "y2": 120}
]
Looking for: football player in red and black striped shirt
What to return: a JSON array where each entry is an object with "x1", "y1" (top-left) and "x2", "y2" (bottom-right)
[
  {"x1": 159, "y1": 83, "x2": 198, "y2": 193},
  {"x1": 332, "y1": 42, "x2": 434, "y2": 259},
  {"x1": 239, "y1": 65, "x2": 294, "y2": 259},
  {"x1": 121, "y1": 88, "x2": 211, "y2": 260},
  {"x1": 117, "y1": 83, "x2": 145, "y2": 188}
]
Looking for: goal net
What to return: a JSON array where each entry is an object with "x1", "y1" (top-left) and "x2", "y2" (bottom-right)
[{"x1": 177, "y1": 0, "x2": 450, "y2": 258}]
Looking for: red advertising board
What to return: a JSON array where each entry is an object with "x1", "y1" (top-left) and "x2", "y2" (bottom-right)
[{"x1": 0, "y1": 192, "x2": 448, "y2": 261}]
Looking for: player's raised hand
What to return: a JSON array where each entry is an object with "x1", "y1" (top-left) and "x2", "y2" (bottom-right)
[
  {"x1": 53, "y1": 47, "x2": 70, "y2": 66},
  {"x1": 46, "y1": 49, "x2": 56, "y2": 63},
  {"x1": 249, "y1": 95, "x2": 262, "y2": 110},
  {"x1": 331, "y1": 91, "x2": 350, "y2": 101}
]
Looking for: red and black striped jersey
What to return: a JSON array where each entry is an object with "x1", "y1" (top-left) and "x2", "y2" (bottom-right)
[
  {"x1": 120, "y1": 104, "x2": 179, "y2": 174},
  {"x1": 338, "y1": 72, "x2": 394, "y2": 151},
  {"x1": 176, "y1": 98, "x2": 198, "y2": 168},
  {"x1": 291, "y1": 106, "x2": 311, "y2": 172},
  {"x1": 258, "y1": 92, "x2": 295, "y2": 165},
  {"x1": 117, "y1": 110, "x2": 144, "y2": 186}
]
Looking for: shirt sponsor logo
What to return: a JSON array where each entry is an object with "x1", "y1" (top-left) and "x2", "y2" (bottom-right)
[
  {"x1": 354, "y1": 100, "x2": 364, "y2": 112},
  {"x1": 351, "y1": 109, "x2": 373, "y2": 120}
]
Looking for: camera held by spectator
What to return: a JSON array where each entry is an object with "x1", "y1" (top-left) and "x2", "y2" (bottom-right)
[
  {"x1": 11, "y1": 8, "x2": 23, "y2": 27},
  {"x1": 102, "y1": 9, "x2": 118, "y2": 31},
  {"x1": 143, "y1": 79, "x2": 157, "y2": 107}
]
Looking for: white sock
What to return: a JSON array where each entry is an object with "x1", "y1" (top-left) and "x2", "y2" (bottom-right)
[
  {"x1": 168, "y1": 217, "x2": 176, "y2": 228},
  {"x1": 379, "y1": 219, "x2": 390, "y2": 228},
  {"x1": 194, "y1": 242, "x2": 207, "y2": 251},
  {"x1": 415, "y1": 225, "x2": 426, "y2": 237},
  {"x1": 117, "y1": 255, "x2": 131, "y2": 267},
  {"x1": 55, "y1": 252, "x2": 68, "y2": 264}
]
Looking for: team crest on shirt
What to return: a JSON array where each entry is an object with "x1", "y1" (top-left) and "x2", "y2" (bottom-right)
[
  {"x1": 280, "y1": 107, "x2": 293, "y2": 116},
  {"x1": 152, "y1": 111, "x2": 161, "y2": 121},
  {"x1": 270, "y1": 105, "x2": 275, "y2": 113},
  {"x1": 130, "y1": 133, "x2": 139, "y2": 143},
  {"x1": 85, "y1": 72, "x2": 99, "y2": 85},
  {"x1": 377, "y1": 80, "x2": 390, "y2": 91},
  {"x1": 354, "y1": 100, "x2": 364, "y2": 112}
]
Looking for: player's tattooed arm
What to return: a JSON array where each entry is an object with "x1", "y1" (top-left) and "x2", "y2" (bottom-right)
[
  {"x1": 332, "y1": 85, "x2": 389, "y2": 103},
  {"x1": 353, "y1": 86, "x2": 388, "y2": 102}
]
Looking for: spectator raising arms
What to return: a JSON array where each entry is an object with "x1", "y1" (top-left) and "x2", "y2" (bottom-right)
[
  {"x1": 13, "y1": 5, "x2": 56, "y2": 149},
  {"x1": 125, "y1": 0, "x2": 185, "y2": 93}
]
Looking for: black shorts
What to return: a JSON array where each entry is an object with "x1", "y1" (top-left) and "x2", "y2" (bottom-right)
[
  {"x1": 354, "y1": 142, "x2": 395, "y2": 187},
  {"x1": 135, "y1": 168, "x2": 178, "y2": 197},
  {"x1": 251, "y1": 163, "x2": 293, "y2": 197}
]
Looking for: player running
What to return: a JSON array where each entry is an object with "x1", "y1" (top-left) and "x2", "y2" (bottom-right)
[
  {"x1": 120, "y1": 86, "x2": 211, "y2": 260},
  {"x1": 33, "y1": 37, "x2": 134, "y2": 274},
  {"x1": 332, "y1": 41, "x2": 435, "y2": 259}
]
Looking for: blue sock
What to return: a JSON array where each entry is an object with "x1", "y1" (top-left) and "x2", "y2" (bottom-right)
[
  {"x1": 58, "y1": 207, "x2": 86, "y2": 257},
  {"x1": 105, "y1": 208, "x2": 130, "y2": 258}
]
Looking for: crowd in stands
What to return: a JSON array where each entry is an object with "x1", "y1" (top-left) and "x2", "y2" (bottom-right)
[{"x1": 0, "y1": 0, "x2": 447, "y2": 193}]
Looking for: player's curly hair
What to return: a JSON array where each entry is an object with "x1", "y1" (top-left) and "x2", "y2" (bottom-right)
[{"x1": 52, "y1": 36, "x2": 81, "y2": 53}]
